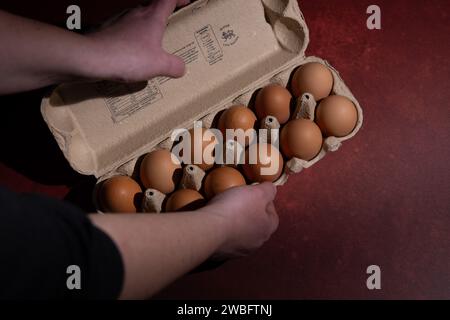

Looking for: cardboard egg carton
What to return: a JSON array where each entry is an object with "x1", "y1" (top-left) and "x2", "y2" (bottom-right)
[{"x1": 41, "y1": 0, "x2": 363, "y2": 212}]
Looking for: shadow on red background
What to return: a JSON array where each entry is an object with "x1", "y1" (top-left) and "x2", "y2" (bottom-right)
[{"x1": 0, "y1": 0, "x2": 449, "y2": 299}]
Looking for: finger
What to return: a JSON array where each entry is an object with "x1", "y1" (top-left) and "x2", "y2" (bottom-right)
[
  {"x1": 266, "y1": 201, "x2": 279, "y2": 233},
  {"x1": 270, "y1": 211, "x2": 280, "y2": 234},
  {"x1": 149, "y1": 0, "x2": 178, "y2": 23},
  {"x1": 266, "y1": 201, "x2": 276, "y2": 215},
  {"x1": 154, "y1": 51, "x2": 186, "y2": 78},
  {"x1": 177, "y1": 0, "x2": 190, "y2": 7},
  {"x1": 254, "y1": 182, "x2": 277, "y2": 202}
]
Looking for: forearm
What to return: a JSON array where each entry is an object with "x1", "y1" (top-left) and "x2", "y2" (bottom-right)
[
  {"x1": 0, "y1": 10, "x2": 101, "y2": 94},
  {"x1": 90, "y1": 210, "x2": 227, "y2": 299}
]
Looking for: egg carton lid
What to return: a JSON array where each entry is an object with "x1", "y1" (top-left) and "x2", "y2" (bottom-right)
[{"x1": 40, "y1": 0, "x2": 309, "y2": 178}]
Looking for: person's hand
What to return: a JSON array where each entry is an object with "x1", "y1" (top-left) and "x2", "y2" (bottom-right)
[
  {"x1": 87, "y1": 0, "x2": 190, "y2": 82},
  {"x1": 201, "y1": 182, "x2": 279, "y2": 260}
]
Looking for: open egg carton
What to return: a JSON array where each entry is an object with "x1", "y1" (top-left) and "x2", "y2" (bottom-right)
[{"x1": 41, "y1": 0, "x2": 363, "y2": 213}]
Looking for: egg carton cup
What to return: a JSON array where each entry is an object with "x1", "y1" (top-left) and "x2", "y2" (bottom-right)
[{"x1": 41, "y1": 0, "x2": 363, "y2": 213}]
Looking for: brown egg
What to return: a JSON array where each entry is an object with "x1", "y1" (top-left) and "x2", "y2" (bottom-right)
[
  {"x1": 291, "y1": 62, "x2": 334, "y2": 100},
  {"x1": 316, "y1": 95, "x2": 358, "y2": 137},
  {"x1": 218, "y1": 105, "x2": 257, "y2": 146},
  {"x1": 204, "y1": 166, "x2": 246, "y2": 199},
  {"x1": 99, "y1": 176, "x2": 142, "y2": 213},
  {"x1": 165, "y1": 189, "x2": 205, "y2": 212},
  {"x1": 242, "y1": 143, "x2": 284, "y2": 183},
  {"x1": 280, "y1": 119, "x2": 323, "y2": 160},
  {"x1": 255, "y1": 84, "x2": 292, "y2": 124},
  {"x1": 140, "y1": 149, "x2": 182, "y2": 194},
  {"x1": 178, "y1": 127, "x2": 218, "y2": 171}
]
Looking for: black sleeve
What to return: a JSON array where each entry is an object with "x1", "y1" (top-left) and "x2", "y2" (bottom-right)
[{"x1": 0, "y1": 186, "x2": 124, "y2": 299}]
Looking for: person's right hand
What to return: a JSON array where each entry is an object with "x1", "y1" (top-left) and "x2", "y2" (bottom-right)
[{"x1": 201, "y1": 182, "x2": 279, "y2": 259}]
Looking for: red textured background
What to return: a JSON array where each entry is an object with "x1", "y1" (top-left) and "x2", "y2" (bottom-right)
[{"x1": 0, "y1": 0, "x2": 449, "y2": 299}]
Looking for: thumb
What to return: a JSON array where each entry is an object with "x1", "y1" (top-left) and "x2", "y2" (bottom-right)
[{"x1": 154, "y1": 51, "x2": 186, "y2": 78}]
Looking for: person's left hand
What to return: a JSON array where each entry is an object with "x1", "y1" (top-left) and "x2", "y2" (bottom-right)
[{"x1": 87, "y1": 0, "x2": 190, "y2": 82}]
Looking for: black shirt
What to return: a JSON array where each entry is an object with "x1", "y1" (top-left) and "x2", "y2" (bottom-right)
[{"x1": 0, "y1": 186, "x2": 124, "y2": 299}]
